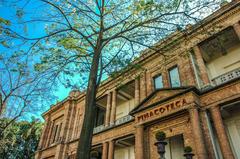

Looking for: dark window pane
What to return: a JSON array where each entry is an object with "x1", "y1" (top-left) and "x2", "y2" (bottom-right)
[
  {"x1": 94, "y1": 107, "x2": 105, "y2": 127},
  {"x1": 169, "y1": 67, "x2": 181, "y2": 87},
  {"x1": 53, "y1": 125, "x2": 58, "y2": 143},
  {"x1": 154, "y1": 75, "x2": 163, "y2": 89}
]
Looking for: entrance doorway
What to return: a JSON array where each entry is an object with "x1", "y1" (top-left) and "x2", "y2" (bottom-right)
[
  {"x1": 114, "y1": 135, "x2": 135, "y2": 159},
  {"x1": 90, "y1": 146, "x2": 102, "y2": 159},
  {"x1": 165, "y1": 135, "x2": 185, "y2": 159},
  {"x1": 222, "y1": 102, "x2": 240, "y2": 158}
]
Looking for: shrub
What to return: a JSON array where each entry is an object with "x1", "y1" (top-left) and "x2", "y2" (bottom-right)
[
  {"x1": 155, "y1": 131, "x2": 166, "y2": 141},
  {"x1": 184, "y1": 146, "x2": 193, "y2": 153}
]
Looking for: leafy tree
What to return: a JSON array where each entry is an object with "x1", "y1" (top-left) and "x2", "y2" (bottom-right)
[
  {"x1": 0, "y1": 15, "x2": 56, "y2": 131},
  {"x1": 1, "y1": 0, "x2": 223, "y2": 158},
  {"x1": 0, "y1": 118, "x2": 43, "y2": 159},
  {"x1": 0, "y1": 49, "x2": 56, "y2": 133}
]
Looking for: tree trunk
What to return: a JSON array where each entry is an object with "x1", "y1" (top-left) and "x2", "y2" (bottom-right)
[
  {"x1": 76, "y1": 5, "x2": 104, "y2": 158},
  {"x1": 0, "y1": 93, "x2": 3, "y2": 117},
  {"x1": 76, "y1": 47, "x2": 101, "y2": 159}
]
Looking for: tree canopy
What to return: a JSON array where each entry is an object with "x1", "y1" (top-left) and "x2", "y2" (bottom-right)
[
  {"x1": 0, "y1": 118, "x2": 43, "y2": 159},
  {"x1": 1, "y1": 0, "x2": 223, "y2": 90}
]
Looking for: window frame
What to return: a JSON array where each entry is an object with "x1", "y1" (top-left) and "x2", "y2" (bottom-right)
[
  {"x1": 168, "y1": 65, "x2": 181, "y2": 87},
  {"x1": 53, "y1": 124, "x2": 58, "y2": 143},
  {"x1": 153, "y1": 73, "x2": 163, "y2": 90}
]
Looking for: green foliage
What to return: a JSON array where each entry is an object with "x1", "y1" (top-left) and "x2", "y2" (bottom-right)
[
  {"x1": 0, "y1": 17, "x2": 11, "y2": 26},
  {"x1": 133, "y1": 0, "x2": 180, "y2": 15},
  {"x1": 0, "y1": 41, "x2": 10, "y2": 48},
  {"x1": 155, "y1": 131, "x2": 166, "y2": 141},
  {"x1": 184, "y1": 146, "x2": 193, "y2": 153},
  {"x1": 0, "y1": 118, "x2": 43, "y2": 159},
  {"x1": 16, "y1": 9, "x2": 24, "y2": 18},
  {"x1": 57, "y1": 37, "x2": 84, "y2": 52}
]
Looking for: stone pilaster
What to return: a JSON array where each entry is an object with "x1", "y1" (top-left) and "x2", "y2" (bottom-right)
[
  {"x1": 135, "y1": 125, "x2": 144, "y2": 159},
  {"x1": 162, "y1": 69, "x2": 170, "y2": 88},
  {"x1": 146, "y1": 71, "x2": 153, "y2": 96},
  {"x1": 189, "y1": 106, "x2": 207, "y2": 159},
  {"x1": 72, "y1": 106, "x2": 80, "y2": 139},
  {"x1": 193, "y1": 46, "x2": 210, "y2": 86},
  {"x1": 108, "y1": 140, "x2": 115, "y2": 159},
  {"x1": 54, "y1": 144, "x2": 65, "y2": 159},
  {"x1": 140, "y1": 71, "x2": 147, "y2": 101},
  {"x1": 38, "y1": 115, "x2": 50, "y2": 149},
  {"x1": 35, "y1": 151, "x2": 41, "y2": 159},
  {"x1": 233, "y1": 22, "x2": 240, "y2": 39},
  {"x1": 56, "y1": 100, "x2": 73, "y2": 159},
  {"x1": 135, "y1": 77, "x2": 140, "y2": 106},
  {"x1": 110, "y1": 90, "x2": 117, "y2": 125},
  {"x1": 66, "y1": 100, "x2": 77, "y2": 141},
  {"x1": 102, "y1": 142, "x2": 108, "y2": 159},
  {"x1": 105, "y1": 92, "x2": 112, "y2": 126},
  {"x1": 179, "y1": 55, "x2": 196, "y2": 86},
  {"x1": 210, "y1": 106, "x2": 234, "y2": 159},
  {"x1": 61, "y1": 101, "x2": 72, "y2": 141},
  {"x1": 46, "y1": 121, "x2": 54, "y2": 147},
  {"x1": 37, "y1": 124, "x2": 46, "y2": 150}
]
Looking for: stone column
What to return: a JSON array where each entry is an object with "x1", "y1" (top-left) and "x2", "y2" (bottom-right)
[
  {"x1": 105, "y1": 92, "x2": 112, "y2": 126},
  {"x1": 102, "y1": 142, "x2": 108, "y2": 159},
  {"x1": 110, "y1": 89, "x2": 117, "y2": 125},
  {"x1": 135, "y1": 77, "x2": 140, "y2": 106},
  {"x1": 108, "y1": 140, "x2": 115, "y2": 159},
  {"x1": 189, "y1": 106, "x2": 207, "y2": 159},
  {"x1": 193, "y1": 46, "x2": 210, "y2": 86},
  {"x1": 135, "y1": 125, "x2": 144, "y2": 159},
  {"x1": 233, "y1": 22, "x2": 240, "y2": 39},
  {"x1": 210, "y1": 106, "x2": 234, "y2": 159}
]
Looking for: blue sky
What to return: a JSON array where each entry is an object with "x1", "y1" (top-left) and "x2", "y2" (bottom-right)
[
  {"x1": 0, "y1": 1, "x2": 70, "y2": 100},
  {"x1": 0, "y1": 1, "x2": 72, "y2": 121}
]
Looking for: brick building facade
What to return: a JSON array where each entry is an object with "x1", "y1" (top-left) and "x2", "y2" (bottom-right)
[{"x1": 35, "y1": 1, "x2": 240, "y2": 159}]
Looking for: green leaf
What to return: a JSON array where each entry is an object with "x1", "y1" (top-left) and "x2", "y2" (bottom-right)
[
  {"x1": 0, "y1": 17, "x2": 11, "y2": 26},
  {"x1": 16, "y1": 9, "x2": 24, "y2": 18},
  {"x1": 0, "y1": 41, "x2": 10, "y2": 48}
]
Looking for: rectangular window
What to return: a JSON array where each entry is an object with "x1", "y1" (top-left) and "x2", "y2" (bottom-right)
[
  {"x1": 169, "y1": 66, "x2": 181, "y2": 87},
  {"x1": 56, "y1": 123, "x2": 62, "y2": 142},
  {"x1": 53, "y1": 125, "x2": 58, "y2": 143},
  {"x1": 94, "y1": 107, "x2": 105, "y2": 127},
  {"x1": 154, "y1": 75, "x2": 163, "y2": 89},
  {"x1": 48, "y1": 122, "x2": 55, "y2": 146}
]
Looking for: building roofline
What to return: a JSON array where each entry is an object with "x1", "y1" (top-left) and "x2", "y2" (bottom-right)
[
  {"x1": 42, "y1": 0, "x2": 240, "y2": 117},
  {"x1": 42, "y1": 97, "x2": 69, "y2": 117},
  {"x1": 130, "y1": 86, "x2": 199, "y2": 115}
]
